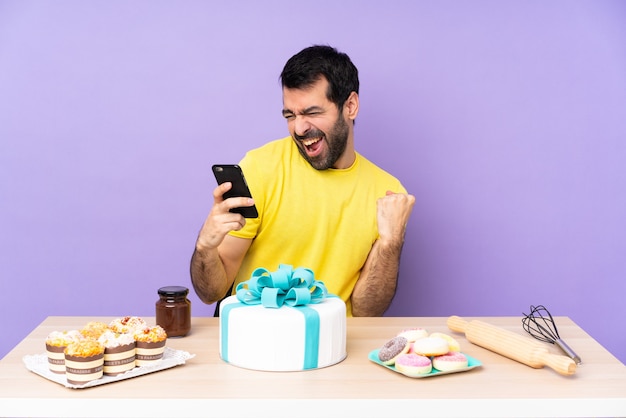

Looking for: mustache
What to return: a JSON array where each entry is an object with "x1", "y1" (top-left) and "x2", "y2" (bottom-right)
[{"x1": 294, "y1": 129, "x2": 325, "y2": 142}]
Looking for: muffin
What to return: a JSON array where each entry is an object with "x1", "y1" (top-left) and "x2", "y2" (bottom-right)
[
  {"x1": 109, "y1": 316, "x2": 148, "y2": 334},
  {"x1": 98, "y1": 330, "x2": 136, "y2": 376},
  {"x1": 134, "y1": 325, "x2": 167, "y2": 366},
  {"x1": 64, "y1": 339, "x2": 105, "y2": 385},
  {"x1": 45, "y1": 330, "x2": 83, "y2": 374},
  {"x1": 80, "y1": 321, "x2": 110, "y2": 340}
]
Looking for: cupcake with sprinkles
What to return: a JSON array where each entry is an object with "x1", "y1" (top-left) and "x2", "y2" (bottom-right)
[
  {"x1": 98, "y1": 330, "x2": 136, "y2": 376},
  {"x1": 134, "y1": 325, "x2": 167, "y2": 366},
  {"x1": 64, "y1": 339, "x2": 105, "y2": 385},
  {"x1": 45, "y1": 330, "x2": 83, "y2": 374}
]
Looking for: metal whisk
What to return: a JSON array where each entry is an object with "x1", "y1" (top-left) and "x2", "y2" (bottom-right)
[{"x1": 522, "y1": 304, "x2": 582, "y2": 365}]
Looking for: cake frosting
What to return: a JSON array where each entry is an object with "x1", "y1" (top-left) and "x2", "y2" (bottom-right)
[
  {"x1": 80, "y1": 321, "x2": 110, "y2": 339},
  {"x1": 109, "y1": 316, "x2": 148, "y2": 334},
  {"x1": 46, "y1": 330, "x2": 83, "y2": 347},
  {"x1": 133, "y1": 325, "x2": 167, "y2": 343},
  {"x1": 220, "y1": 295, "x2": 346, "y2": 371},
  {"x1": 219, "y1": 264, "x2": 347, "y2": 371}
]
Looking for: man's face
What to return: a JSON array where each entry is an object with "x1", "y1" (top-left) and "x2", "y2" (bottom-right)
[{"x1": 282, "y1": 78, "x2": 350, "y2": 170}]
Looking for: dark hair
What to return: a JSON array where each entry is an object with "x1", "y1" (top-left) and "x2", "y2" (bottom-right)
[{"x1": 280, "y1": 45, "x2": 359, "y2": 110}]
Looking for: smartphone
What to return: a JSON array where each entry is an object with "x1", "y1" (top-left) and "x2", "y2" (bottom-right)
[{"x1": 212, "y1": 164, "x2": 259, "y2": 218}]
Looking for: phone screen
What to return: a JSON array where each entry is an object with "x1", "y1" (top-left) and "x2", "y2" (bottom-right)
[{"x1": 212, "y1": 164, "x2": 259, "y2": 218}]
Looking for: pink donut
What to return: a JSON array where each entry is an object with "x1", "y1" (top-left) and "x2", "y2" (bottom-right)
[
  {"x1": 432, "y1": 352, "x2": 469, "y2": 372},
  {"x1": 395, "y1": 353, "x2": 432, "y2": 376},
  {"x1": 377, "y1": 336, "x2": 409, "y2": 365},
  {"x1": 411, "y1": 336, "x2": 449, "y2": 357}
]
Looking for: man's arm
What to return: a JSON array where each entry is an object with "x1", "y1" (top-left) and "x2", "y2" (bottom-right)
[
  {"x1": 190, "y1": 182, "x2": 255, "y2": 304},
  {"x1": 351, "y1": 191, "x2": 415, "y2": 316},
  {"x1": 190, "y1": 234, "x2": 251, "y2": 304}
]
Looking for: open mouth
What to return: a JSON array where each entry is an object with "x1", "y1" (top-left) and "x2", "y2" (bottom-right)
[{"x1": 301, "y1": 137, "x2": 323, "y2": 156}]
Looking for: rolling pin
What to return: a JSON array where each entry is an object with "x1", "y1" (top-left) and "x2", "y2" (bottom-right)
[{"x1": 447, "y1": 316, "x2": 576, "y2": 376}]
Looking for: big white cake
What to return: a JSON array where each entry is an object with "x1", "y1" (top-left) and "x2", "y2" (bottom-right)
[{"x1": 219, "y1": 295, "x2": 347, "y2": 371}]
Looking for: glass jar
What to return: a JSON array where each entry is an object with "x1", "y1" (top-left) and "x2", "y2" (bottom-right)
[{"x1": 156, "y1": 286, "x2": 191, "y2": 337}]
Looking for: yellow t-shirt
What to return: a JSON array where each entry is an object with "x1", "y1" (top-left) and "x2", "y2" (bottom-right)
[{"x1": 229, "y1": 136, "x2": 407, "y2": 316}]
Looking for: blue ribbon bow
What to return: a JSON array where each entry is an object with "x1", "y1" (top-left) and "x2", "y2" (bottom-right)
[{"x1": 235, "y1": 264, "x2": 328, "y2": 308}]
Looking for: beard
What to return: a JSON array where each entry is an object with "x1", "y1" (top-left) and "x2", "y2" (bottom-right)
[{"x1": 293, "y1": 112, "x2": 350, "y2": 170}]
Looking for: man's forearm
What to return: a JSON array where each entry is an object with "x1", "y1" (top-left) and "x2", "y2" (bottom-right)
[
  {"x1": 351, "y1": 239, "x2": 404, "y2": 317},
  {"x1": 190, "y1": 245, "x2": 231, "y2": 305}
]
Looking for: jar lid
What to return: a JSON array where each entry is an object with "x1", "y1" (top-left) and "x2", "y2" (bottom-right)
[{"x1": 158, "y1": 286, "x2": 189, "y2": 296}]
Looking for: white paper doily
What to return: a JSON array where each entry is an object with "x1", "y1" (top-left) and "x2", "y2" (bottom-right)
[{"x1": 23, "y1": 347, "x2": 195, "y2": 389}]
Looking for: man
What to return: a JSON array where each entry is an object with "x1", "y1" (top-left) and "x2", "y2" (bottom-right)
[{"x1": 190, "y1": 45, "x2": 415, "y2": 317}]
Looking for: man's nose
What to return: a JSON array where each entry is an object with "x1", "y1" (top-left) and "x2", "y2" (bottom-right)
[{"x1": 293, "y1": 116, "x2": 311, "y2": 137}]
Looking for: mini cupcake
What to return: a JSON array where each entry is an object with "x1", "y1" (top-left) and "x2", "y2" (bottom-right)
[
  {"x1": 98, "y1": 330, "x2": 136, "y2": 376},
  {"x1": 80, "y1": 321, "x2": 110, "y2": 340},
  {"x1": 45, "y1": 330, "x2": 83, "y2": 374},
  {"x1": 134, "y1": 325, "x2": 167, "y2": 366},
  {"x1": 64, "y1": 339, "x2": 105, "y2": 385},
  {"x1": 109, "y1": 316, "x2": 148, "y2": 334}
]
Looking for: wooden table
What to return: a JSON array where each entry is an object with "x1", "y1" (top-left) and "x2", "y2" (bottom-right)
[{"x1": 1, "y1": 316, "x2": 624, "y2": 417}]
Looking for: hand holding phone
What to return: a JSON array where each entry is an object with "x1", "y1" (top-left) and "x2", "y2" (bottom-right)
[{"x1": 212, "y1": 164, "x2": 259, "y2": 218}]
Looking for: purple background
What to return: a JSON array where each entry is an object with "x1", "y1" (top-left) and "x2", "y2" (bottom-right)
[{"x1": 1, "y1": 1, "x2": 625, "y2": 364}]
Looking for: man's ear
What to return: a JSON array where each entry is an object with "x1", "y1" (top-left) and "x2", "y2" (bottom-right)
[{"x1": 344, "y1": 91, "x2": 359, "y2": 121}]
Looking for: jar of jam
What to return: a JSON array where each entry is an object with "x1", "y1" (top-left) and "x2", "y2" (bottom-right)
[{"x1": 156, "y1": 286, "x2": 191, "y2": 337}]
